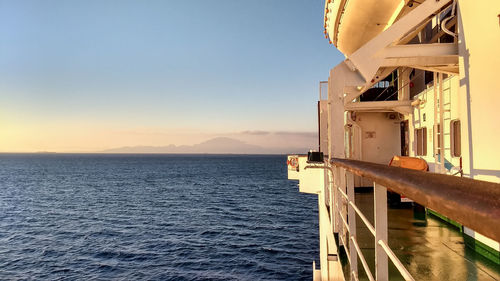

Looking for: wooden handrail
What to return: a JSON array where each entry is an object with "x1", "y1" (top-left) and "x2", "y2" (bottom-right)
[{"x1": 330, "y1": 158, "x2": 500, "y2": 242}]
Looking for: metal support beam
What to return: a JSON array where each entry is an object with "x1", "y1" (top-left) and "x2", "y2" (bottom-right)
[
  {"x1": 381, "y1": 55, "x2": 458, "y2": 67},
  {"x1": 333, "y1": 167, "x2": 341, "y2": 233},
  {"x1": 408, "y1": 65, "x2": 459, "y2": 75},
  {"x1": 398, "y1": 18, "x2": 433, "y2": 45},
  {"x1": 349, "y1": 0, "x2": 452, "y2": 82},
  {"x1": 434, "y1": 71, "x2": 440, "y2": 172},
  {"x1": 382, "y1": 43, "x2": 458, "y2": 58},
  {"x1": 345, "y1": 100, "x2": 412, "y2": 113},
  {"x1": 438, "y1": 72, "x2": 445, "y2": 173}
]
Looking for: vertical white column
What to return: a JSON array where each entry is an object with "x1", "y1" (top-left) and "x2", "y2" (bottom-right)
[
  {"x1": 327, "y1": 77, "x2": 332, "y2": 161},
  {"x1": 433, "y1": 72, "x2": 440, "y2": 172},
  {"x1": 329, "y1": 169, "x2": 335, "y2": 234},
  {"x1": 398, "y1": 67, "x2": 411, "y2": 101},
  {"x1": 324, "y1": 168, "x2": 330, "y2": 208},
  {"x1": 333, "y1": 166, "x2": 340, "y2": 233},
  {"x1": 438, "y1": 72, "x2": 445, "y2": 174},
  {"x1": 346, "y1": 172, "x2": 357, "y2": 279},
  {"x1": 374, "y1": 182, "x2": 388, "y2": 281}
]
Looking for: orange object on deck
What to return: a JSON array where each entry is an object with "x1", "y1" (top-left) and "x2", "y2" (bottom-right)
[
  {"x1": 389, "y1": 156, "x2": 428, "y2": 171},
  {"x1": 388, "y1": 156, "x2": 428, "y2": 203}
]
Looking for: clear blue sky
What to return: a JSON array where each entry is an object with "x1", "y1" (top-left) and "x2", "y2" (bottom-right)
[{"x1": 0, "y1": 0, "x2": 344, "y2": 151}]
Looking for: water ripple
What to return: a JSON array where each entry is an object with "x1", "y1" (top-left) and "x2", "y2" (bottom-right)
[{"x1": 0, "y1": 154, "x2": 318, "y2": 280}]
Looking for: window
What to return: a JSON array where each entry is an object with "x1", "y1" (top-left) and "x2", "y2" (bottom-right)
[
  {"x1": 451, "y1": 120, "x2": 461, "y2": 157},
  {"x1": 415, "y1": 127, "x2": 427, "y2": 156}
]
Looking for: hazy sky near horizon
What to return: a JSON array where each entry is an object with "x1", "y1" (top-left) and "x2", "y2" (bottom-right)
[{"x1": 0, "y1": 0, "x2": 344, "y2": 152}]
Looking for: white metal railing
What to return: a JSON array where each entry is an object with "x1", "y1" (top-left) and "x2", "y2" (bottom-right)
[
  {"x1": 305, "y1": 163, "x2": 415, "y2": 281},
  {"x1": 326, "y1": 155, "x2": 500, "y2": 280},
  {"x1": 332, "y1": 166, "x2": 415, "y2": 281},
  {"x1": 306, "y1": 156, "x2": 500, "y2": 281}
]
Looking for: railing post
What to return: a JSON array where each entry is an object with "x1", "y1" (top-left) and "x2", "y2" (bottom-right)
[
  {"x1": 374, "y1": 182, "x2": 388, "y2": 281},
  {"x1": 324, "y1": 166, "x2": 330, "y2": 208},
  {"x1": 346, "y1": 171, "x2": 358, "y2": 279},
  {"x1": 333, "y1": 166, "x2": 340, "y2": 233},
  {"x1": 329, "y1": 170, "x2": 335, "y2": 235},
  {"x1": 319, "y1": 180, "x2": 329, "y2": 281}
]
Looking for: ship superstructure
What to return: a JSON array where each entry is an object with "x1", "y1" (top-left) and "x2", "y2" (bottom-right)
[{"x1": 288, "y1": 0, "x2": 500, "y2": 280}]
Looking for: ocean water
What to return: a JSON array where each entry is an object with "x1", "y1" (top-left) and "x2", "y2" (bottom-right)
[{"x1": 0, "y1": 154, "x2": 318, "y2": 281}]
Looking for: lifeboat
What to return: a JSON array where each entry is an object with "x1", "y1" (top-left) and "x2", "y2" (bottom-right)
[{"x1": 324, "y1": 0, "x2": 416, "y2": 56}]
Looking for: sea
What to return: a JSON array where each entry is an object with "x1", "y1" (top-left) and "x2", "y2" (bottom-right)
[{"x1": 0, "y1": 154, "x2": 319, "y2": 281}]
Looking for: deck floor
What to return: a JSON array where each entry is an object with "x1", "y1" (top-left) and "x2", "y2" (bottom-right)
[{"x1": 339, "y1": 191, "x2": 500, "y2": 281}]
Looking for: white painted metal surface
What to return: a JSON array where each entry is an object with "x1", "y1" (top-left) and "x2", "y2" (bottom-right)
[
  {"x1": 346, "y1": 172, "x2": 358, "y2": 280},
  {"x1": 374, "y1": 183, "x2": 388, "y2": 281},
  {"x1": 287, "y1": 156, "x2": 325, "y2": 194},
  {"x1": 288, "y1": 0, "x2": 500, "y2": 278},
  {"x1": 334, "y1": 168, "x2": 416, "y2": 280}
]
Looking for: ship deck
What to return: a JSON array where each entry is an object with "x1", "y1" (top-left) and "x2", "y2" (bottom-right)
[{"x1": 338, "y1": 191, "x2": 500, "y2": 281}]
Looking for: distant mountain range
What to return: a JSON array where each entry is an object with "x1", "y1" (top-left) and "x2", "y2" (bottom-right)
[{"x1": 101, "y1": 137, "x2": 310, "y2": 154}]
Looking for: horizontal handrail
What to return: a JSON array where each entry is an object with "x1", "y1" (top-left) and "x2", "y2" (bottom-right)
[{"x1": 330, "y1": 158, "x2": 500, "y2": 242}]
